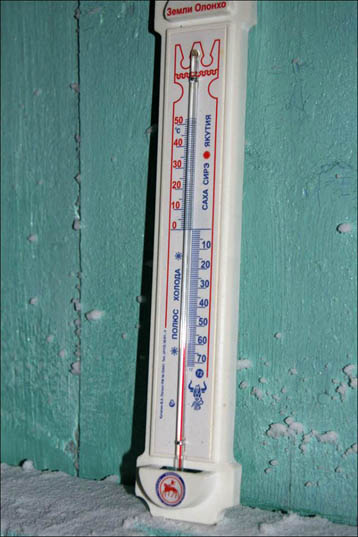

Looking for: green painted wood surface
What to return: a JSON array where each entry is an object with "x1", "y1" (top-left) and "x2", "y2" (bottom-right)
[
  {"x1": 77, "y1": 0, "x2": 155, "y2": 482},
  {"x1": 236, "y1": 0, "x2": 357, "y2": 525},
  {"x1": 1, "y1": 0, "x2": 357, "y2": 527},
  {"x1": 1, "y1": 1, "x2": 80, "y2": 475}
]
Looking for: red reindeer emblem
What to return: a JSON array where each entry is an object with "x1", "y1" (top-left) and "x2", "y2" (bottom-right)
[
  {"x1": 157, "y1": 473, "x2": 185, "y2": 506},
  {"x1": 162, "y1": 479, "x2": 179, "y2": 498}
]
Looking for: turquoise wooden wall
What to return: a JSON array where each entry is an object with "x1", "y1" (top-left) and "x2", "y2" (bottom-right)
[{"x1": 1, "y1": 0, "x2": 357, "y2": 527}]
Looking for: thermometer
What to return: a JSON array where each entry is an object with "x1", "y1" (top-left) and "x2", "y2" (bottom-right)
[{"x1": 136, "y1": 0, "x2": 256, "y2": 524}]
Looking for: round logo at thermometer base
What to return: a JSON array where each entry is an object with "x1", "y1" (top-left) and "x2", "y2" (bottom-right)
[{"x1": 156, "y1": 472, "x2": 185, "y2": 507}]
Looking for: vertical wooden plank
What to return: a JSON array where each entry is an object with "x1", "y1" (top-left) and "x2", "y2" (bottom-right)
[
  {"x1": 78, "y1": 0, "x2": 155, "y2": 481},
  {"x1": 235, "y1": 1, "x2": 357, "y2": 525},
  {"x1": 1, "y1": 1, "x2": 80, "y2": 475}
]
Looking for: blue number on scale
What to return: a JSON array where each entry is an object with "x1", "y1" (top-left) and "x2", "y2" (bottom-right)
[
  {"x1": 196, "y1": 353, "x2": 207, "y2": 363},
  {"x1": 198, "y1": 317, "x2": 208, "y2": 326},
  {"x1": 200, "y1": 280, "x2": 210, "y2": 289},
  {"x1": 197, "y1": 336, "x2": 207, "y2": 345},
  {"x1": 202, "y1": 240, "x2": 211, "y2": 249},
  {"x1": 199, "y1": 298, "x2": 209, "y2": 307}
]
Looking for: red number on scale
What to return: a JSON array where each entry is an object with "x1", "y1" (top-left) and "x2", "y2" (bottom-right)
[
  {"x1": 174, "y1": 116, "x2": 183, "y2": 124},
  {"x1": 171, "y1": 201, "x2": 180, "y2": 209},
  {"x1": 172, "y1": 181, "x2": 182, "y2": 189},
  {"x1": 173, "y1": 160, "x2": 182, "y2": 168},
  {"x1": 172, "y1": 221, "x2": 177, "y2": 229},
  {"x1": 174, "y1": 138, "x2": 183, "y2": 147}
]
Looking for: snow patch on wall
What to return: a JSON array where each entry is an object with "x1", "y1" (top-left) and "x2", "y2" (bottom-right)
[
  {"x1": 27, "y1": 233, "x2": 38, "y2": 242},
  {"x1": 251, "y1": 387, "x2": 264, "y2": 400},
  {"x1": 85, "y1": 309, "x2": 105, "y2": 321},
  {"x1": 236, "y1": 359, "x2": 252, "y2": 370},
  {"x1": 344, "y1": 443, "x2": 358, "y2": 456},
  {"x1": 336, "y1": 222, "x2": 353, "y2": 233},
  {"x1": 342, "y1": 364, "x2": 357, "y2": 390},
  {"x1": 266, "y1": 418, "x2": 339, "y2": 454},
  {"x1": 70, "y1": 361, "x2": 81, "y2": 375}
]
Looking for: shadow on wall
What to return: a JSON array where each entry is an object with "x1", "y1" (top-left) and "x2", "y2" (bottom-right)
[{"x1": 119, "y1": 1, "x2": 160, "y2": 486}]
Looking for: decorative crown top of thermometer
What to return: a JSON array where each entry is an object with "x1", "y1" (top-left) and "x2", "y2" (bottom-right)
[
  {"x1": 175, "y1": 41, "x2": 219, "y2": 81},
  {"x1": 135, "y1": 0, "x2": 257, "y2": 526}
]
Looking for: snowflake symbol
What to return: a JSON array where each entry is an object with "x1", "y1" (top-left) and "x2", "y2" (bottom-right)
[
  {"x1": 175, "y1": 252, "x2": 182, "y2": 260},
  {"x1": 171, "y1": 347, "x2": 178, "y2": 356}
]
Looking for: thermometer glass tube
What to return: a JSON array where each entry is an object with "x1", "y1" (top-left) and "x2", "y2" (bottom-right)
[{"x1": 175, "y1": 47, "x2": 200, "y2": 471}]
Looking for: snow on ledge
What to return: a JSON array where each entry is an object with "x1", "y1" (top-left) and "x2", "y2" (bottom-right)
[{"x1": 1, "y1": 463, "x2": 356, "y2": 537}]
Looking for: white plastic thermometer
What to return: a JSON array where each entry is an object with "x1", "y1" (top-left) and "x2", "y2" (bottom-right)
[{"x1": 136, "y1": 0, "x2": 256, "y2": 525}]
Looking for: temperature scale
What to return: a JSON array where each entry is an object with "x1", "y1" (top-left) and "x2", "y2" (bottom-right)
[{"x1": 135, "y1": 0, "x2": 256, "y2": 524}]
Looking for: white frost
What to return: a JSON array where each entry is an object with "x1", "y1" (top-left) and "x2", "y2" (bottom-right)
[
  {"x1": 70, "y1": 361, "x2": 81, "y2": 375},
  {"x1": 349, "y1": 377, "x2": 357, "y2": 389},
  {"x1": 299, "y1": 432, "x2": 314, "y2": 454},
  {"x1": 266, "y1": 423, "x2": 289, "y2": 438},
  {"x1": 343, "y1": 364, "x2": 356, "y2": 377},
  {"x1": 27, "y1": 234, "x2": 38, "y2": 242},
  {"x1": 251, "y1": 387, "x2": 263, "y2": 400},
  {"x1": 264, "y1": 468, "x2": 272, "y2": 474},
  {"x1": 266, "y1": 420, "x2": 327, "y2": 447},
  {"x1": 288, "y1": 422, "x2": 305, "y2": 435},
  {"x1": 72, "y1": 218, "x2": 81, "y2": 230},
  {"x1": 336, "y1": 383, "x2": 347, "y2": 401},
  {"x1": 344, "y1": 443, "x2": 358, "y2": 456},
  {"x1": 71, "y1": 298, "x2": 82, "y2": 312},
  {"x1": 102, "y1": 474, "x2": 118, "y2": 482},
  {"x1": 236, "y1": 359, "x2": 252, "y2": 370},
  {"x1": 342, "y1": 364, "x2": 357, "y2": 389},
  {"x1": 145, "y1": 124, "x2": 158, "y2": 136},
  {"x1": 70, "y1": 82, "x2": 80, "y2": 93},
  {"x1": 85, "y1": 309, "x2": 105, "y2": 321},
  {"x1": 258, "y1": 511, "x2": 353, "y2": 537},
  {"x1": 21, "y1": 460, "x2": 35, "y2": 472},
  {"x1": 2, "y1": 463, "x2": 356, "y2": 537},
  {"x1": 337, "y1": 223, "x2": 353, "y2": 233},
  {"x1": 316, "y1": 431, "x2": 339, "y2": 444}
]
